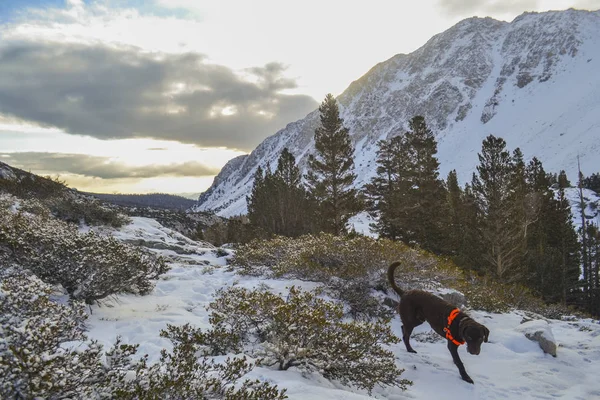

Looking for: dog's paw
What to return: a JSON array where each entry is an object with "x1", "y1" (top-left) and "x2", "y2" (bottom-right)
[{"x1": 462, "y1": 375, "x2": 474, "y2": 384}]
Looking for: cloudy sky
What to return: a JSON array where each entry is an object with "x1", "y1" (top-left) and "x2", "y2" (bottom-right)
[{"x1": 1, "y1": 0, "x2": 598, "y2": 195}]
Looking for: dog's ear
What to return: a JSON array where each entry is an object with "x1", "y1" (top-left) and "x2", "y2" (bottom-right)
[{"x1": 483, "y1": 326, "x2": 490, "y2": 343}]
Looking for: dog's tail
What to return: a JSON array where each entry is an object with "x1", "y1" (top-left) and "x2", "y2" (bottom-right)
[{"x1": 387, "y1": 261, "x2": 405, "y2": 298}]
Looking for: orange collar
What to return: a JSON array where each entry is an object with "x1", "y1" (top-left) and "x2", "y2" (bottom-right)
[{"x1": 443, "y1": 308, "x2": 465, "y2": 346}]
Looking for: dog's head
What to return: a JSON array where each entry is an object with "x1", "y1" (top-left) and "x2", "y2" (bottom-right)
[{"x1": 462, "y1": 321, "x2": 489, "y2": 355}]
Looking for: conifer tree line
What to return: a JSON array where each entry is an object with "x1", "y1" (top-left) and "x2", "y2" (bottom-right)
[{"x1": 245, "y1": 93, "x2": 600, "y2": 316}]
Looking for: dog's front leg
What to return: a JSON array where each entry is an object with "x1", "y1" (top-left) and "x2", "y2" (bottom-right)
[{"x1": 447, "y1": 341, "x2": 474, "y2": 384}]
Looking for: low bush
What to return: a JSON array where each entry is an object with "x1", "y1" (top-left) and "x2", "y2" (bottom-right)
[
  {"x1": 0, "y1": 202, "x2": 168, "y2": 304},
  {"x1": 47, "y1": 195, "x2": 130, "y2": 227},
  {"x1": 0, "y1": 269, "x2": 287, "y2": 400},
  {"x1": 196, "y1": 285, "x2": 412, "y2": 394},
  {"x1": 232, "y1": 233, "x2": 462, "y2": 319}
]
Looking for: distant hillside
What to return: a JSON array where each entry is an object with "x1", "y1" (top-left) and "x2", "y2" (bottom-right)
[
  {"x1": 0, "y1": 161, "x2": 222, "y2": 238},
  {"x1": 86, "y1": 192, "x2": 196, "y2": 211}
]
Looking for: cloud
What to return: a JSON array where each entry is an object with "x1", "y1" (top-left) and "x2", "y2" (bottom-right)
[
  {"x1": 574, "y1": 0, "x2": 600, "y2": 9},
  {"x1": 5, "y1": 152, "x2": 220, "y2": 179},
  {"x1": 437, "y1": 0, "x2": 540, "y2": 17},
  {"x1": 0, "y1": 40, "x2": 318, "y2": 151}
]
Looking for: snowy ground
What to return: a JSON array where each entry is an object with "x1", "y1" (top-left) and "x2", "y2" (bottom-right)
[{"x1": 87, "y1": 217, "x2": 600, "y2": 400}]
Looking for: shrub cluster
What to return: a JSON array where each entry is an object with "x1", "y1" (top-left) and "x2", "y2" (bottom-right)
[
  {"x1": 0, "y1": 269, "x2": 287, "y2": 400},
  {"x1": 195, "y1": 285, "x2": 412, "y2": 394},
  {"x1": 232, "y1": 233, "x2": 577, "y2": 319},
  {"x1": 0, "y1": 201, "x2": 168, "y2": 304},
  {"x1": 47, "y1": 194, "x2": 130, "y2": 227},
  {"x1": 0, "y1": 173, "x2": 129, "y2": 227},
  {"x1": 457, "y1": 275, "x2": 576, "y2": 317},
  {"x1": 232, "y1": 233, "x2": 462, "y2": 319}
]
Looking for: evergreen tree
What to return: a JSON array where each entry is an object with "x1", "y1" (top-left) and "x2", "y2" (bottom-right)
[
  {"x1": 364, "y1": 135, "x2": 408, "y2": 240},
  {"x1": 524, "y1": 158, "x2": 579, "y2": 304},
  {"x1": 306, "y1": 94, "x2": 361, "y2": 234},
  {"x1": 247, "y1": 165, "x2": 276, "y2": 235},
  {"x1": 446, "y1": 170, "x2": 463, "y2": 255},
  {"x1": 583, "y1": 172, "x2": 600, "y2": 193},
  {"x1": 471, "y1": 135, "x2": 522, "y2": 279},
  {"x1": 507, "y1": 147, "x2": 531, "y2": 279},
  {"x1": 366, "y1": 117, "x2": 447, "y2": 252},
  {"x1": 459, "y1": 182, "x2": 485, "y2": 272},
  {"x1": 273, "y1": 148, "x2": 313, "y2": 236},
  {"x1": 247, "y1": 150, "x2": 313, "y2": 237},
  {"x1": 577, "y1": 160, "x2": 591, "y2": 309},
  {"x1": 403, "y1": 116, "x2": 449, "y2": 253},
  {"x1": 553, "y1": 183, "x2": 581, "y2": 307},
  {"x1": 557, "y1": 170, "x2": 571, "y2": 188},
  {"x1": 584, "y1": 223, "x2": 600, "y2": 316}
]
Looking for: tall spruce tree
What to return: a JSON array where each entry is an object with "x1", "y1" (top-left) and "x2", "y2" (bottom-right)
[
  {"x1": 366, "y1": 117, "x2": 447, "y2": 252},
  {"x1": 471, "y1": 135, "x2": 522, "y2": 279},
  {"x1": 403, "y1": 116, "x2": 448, "y2": 252},
  {"x1": 523, "y1": 157, "x2": 579, "y2": 303},
  {"x1": 364, "y1": 135, "x2": 408, "y2": 239},
  {"x1": 306, "y1": 94, "x2": 361, "y2": 234},
  {"x1": 553, "y1": 180, "x2": 581, "y2": 306}
]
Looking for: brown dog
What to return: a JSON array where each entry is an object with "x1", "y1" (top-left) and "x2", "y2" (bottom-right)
[{"x1": 388, "y1": 261, "x2": 489, "y2": 384}]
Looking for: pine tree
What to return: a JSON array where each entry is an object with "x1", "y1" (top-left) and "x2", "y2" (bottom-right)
[
  {"x1": 403, "y1": 116, "x2": 448, "y2": 253},
  {"x1": 366, "y1": 117, "x2": 447, "y2": 252},
  {"x1": 584, "y1": 223, "x2": 600, "y2": 316},
  {"x1": 459, "y1": 182, "x2": 485, "y2": 272},
  {"x1": 471, "y1": 135, "x2": 522, "y2": 279},
  {"x1": 577, "y1": 159, "x2": 591, "y2": 309},
  {"x1": 583, "y1": 172, "x2": 600, "y2": 193},
  {"x1": 273, "y1": 148, "x2": 313, "y2": 236},
  {"x1": 446, "y1": 170, "x2": 463, "y2": 255},
  {"x1": 553, "y1": 183, "x2": 581, "y2": 307},
  {"x1": 247, "y1": 165, "x2": 275, "y2": 235},
  {"x1": 364, "y1": 135, "x2": 408, "y2": 240},
  {"x1": 306, "y1": 94, "x2": 361, "y2": 234},
  {"x1": 247, "y1": 150, "x2": 312, "y2": 237},
  {"x1": 558, "y1": 170, "x2": 571, "y2": 188}
]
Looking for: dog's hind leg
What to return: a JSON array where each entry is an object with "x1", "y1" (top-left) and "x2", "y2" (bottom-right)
[
  {"x1": 447, "y1": 341, "x2": 474, "y2": 384},
  {"x1": 402, "y1": 325, "x2": 418, "y2": 353}
]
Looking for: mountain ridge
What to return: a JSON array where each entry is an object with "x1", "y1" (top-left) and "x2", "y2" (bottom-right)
[{"x1": 195, "y1": 9, "x2": 600, "y2": 217}]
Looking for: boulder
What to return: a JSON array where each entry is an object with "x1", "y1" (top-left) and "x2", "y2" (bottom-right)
[{"x1": 515, "y1": 320, "x2": 557, "y2": 357}]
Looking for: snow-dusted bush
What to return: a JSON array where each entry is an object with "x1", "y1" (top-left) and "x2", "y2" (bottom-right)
[
  {"x1": 0, "y1": 172, "x2": 129, "y2": 227},
  {"x1": 458, "y1": 277, "x2": 575, "y2": 317},
  {"x1": 233, "y1": 233, "x2": 462, "y2": 319},
  {"x1": 0, "y1": 270, "x2": 287, "y2": 400},
  {"x1": 0, "y1": 268, "x2": 105, "y2": 398},
  {"x1": 127, "y1": 324, "x2": 288, "y2": 400},
  {"x1": 46, "y1": 195, "x2": 130, "y2": 227},
  {"x1": 0, "y1": 205, "x2": 168, "y2": 303},
  {"x1": 199, "y1": 285, "x2": 412, "y2": 394}
]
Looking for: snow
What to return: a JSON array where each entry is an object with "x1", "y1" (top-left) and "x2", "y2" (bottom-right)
[{"x1": 85, "y1": 217, "x2": 600, "y2": 400}]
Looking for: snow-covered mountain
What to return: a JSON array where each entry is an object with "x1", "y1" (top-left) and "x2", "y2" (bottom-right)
[{"x1": 195, "y1": 9, "x2": 600, "y2": 217}]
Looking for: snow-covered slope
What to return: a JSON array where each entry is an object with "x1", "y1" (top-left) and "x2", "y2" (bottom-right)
[
  {"x1": 87, "y1": 217, "x2": 600, "y2": 399},
  {"x1": 194, "y1": 9, "x2": 600, "y2": 217}
]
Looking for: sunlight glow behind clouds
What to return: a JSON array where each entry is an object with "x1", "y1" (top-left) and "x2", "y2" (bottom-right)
[{"x1": 1, "y1": 0, "x2": 598, "y2": 194}]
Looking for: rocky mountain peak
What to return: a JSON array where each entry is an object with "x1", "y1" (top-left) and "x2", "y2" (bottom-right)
[{"x1": 195, "y1": 9, "x2": 600, "y2": 217}]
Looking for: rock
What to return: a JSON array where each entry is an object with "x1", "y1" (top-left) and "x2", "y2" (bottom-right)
[
  {"x1": 515, "y1": 320, "x2": 557, "y2": 357},
  {"x1": 383, "y1": 297, "x2": 399, "y2": 310},
  {"x1": 440, "y1": 291, "x2": 467, "y2": 308}
]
